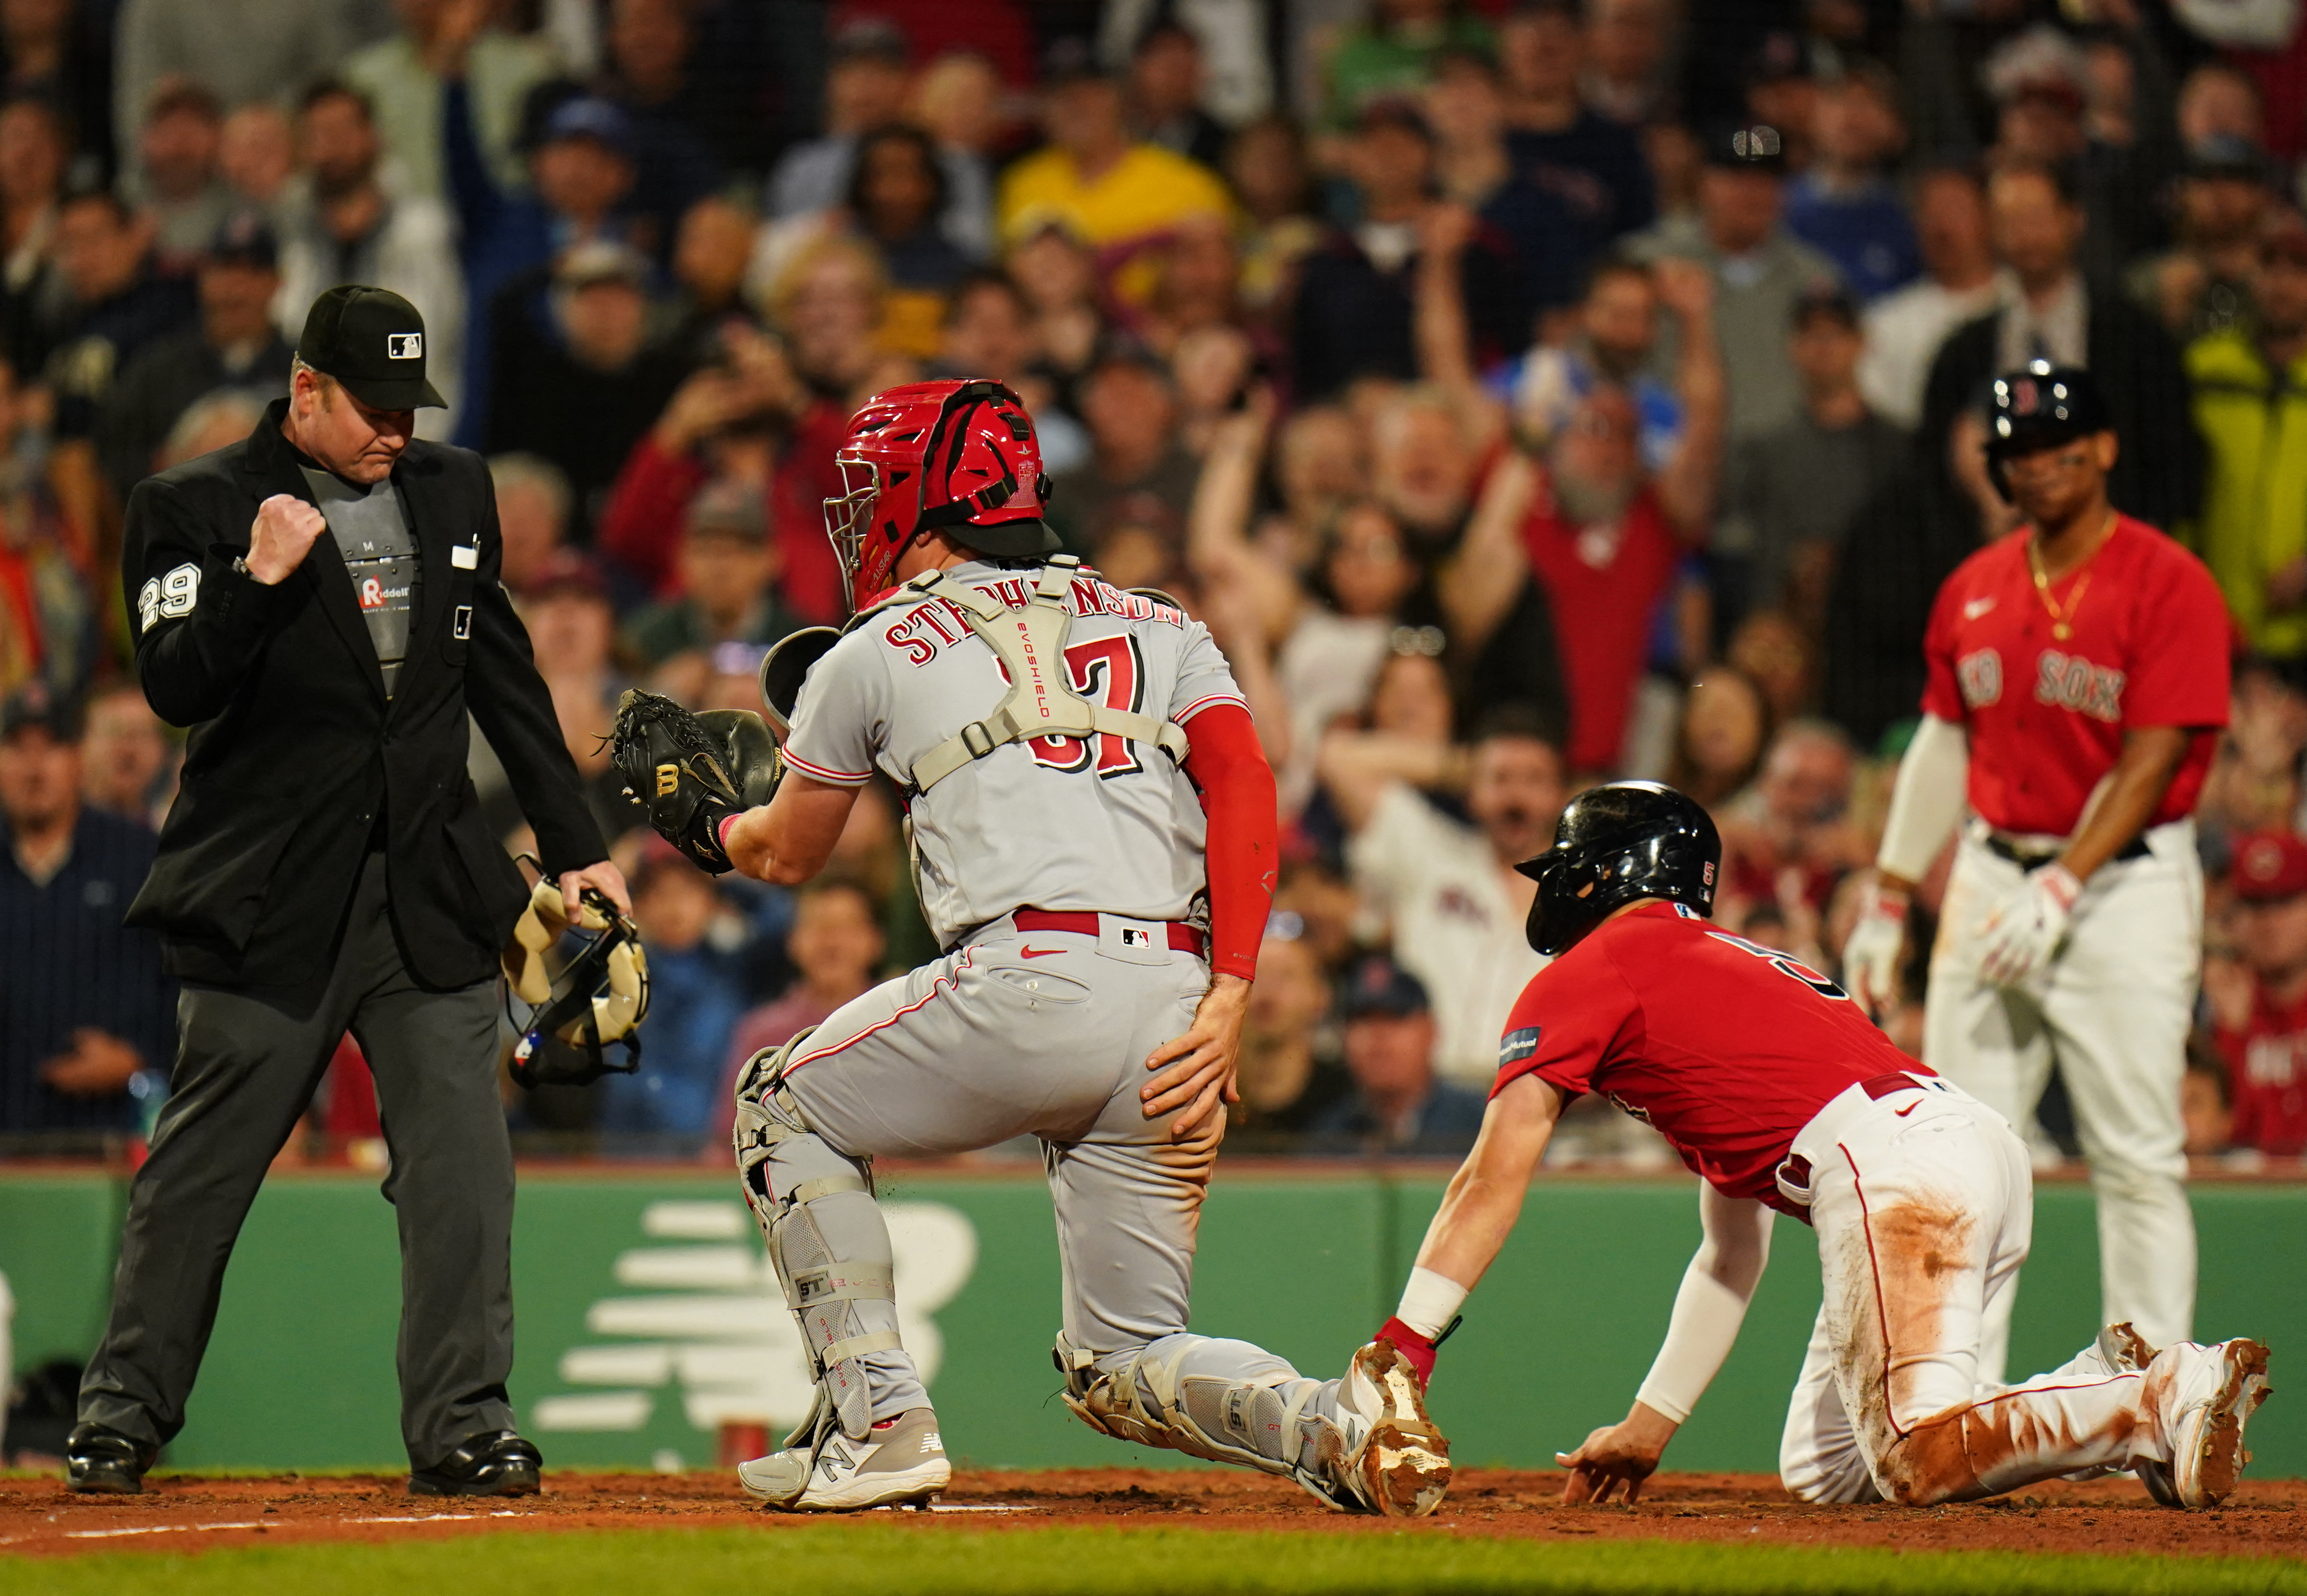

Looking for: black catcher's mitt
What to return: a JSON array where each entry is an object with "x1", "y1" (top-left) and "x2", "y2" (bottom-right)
[{"x1": 609, "y1": 690, "x2": 778, "y2": 873}]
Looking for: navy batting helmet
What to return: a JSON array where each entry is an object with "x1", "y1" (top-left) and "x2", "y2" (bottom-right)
[
  {"x1": 1516, "y1": 781, "x2": 1720, "y2": 956},
  {"x1": 1984, "y1": 361, "x2": 2112, "y2": 501}
]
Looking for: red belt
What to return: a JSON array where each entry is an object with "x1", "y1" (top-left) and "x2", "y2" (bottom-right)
[{"x1": 1013, "y1": 908, "x2": 1206, "y2": 957}]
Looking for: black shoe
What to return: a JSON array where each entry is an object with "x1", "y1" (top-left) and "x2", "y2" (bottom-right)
[
  {"x1": 409, "y1": 1430, "x2": 542, "y2": 1497},
  {"x1": 66, "y1": 1425, "x2": 157, "y2": 1494}
]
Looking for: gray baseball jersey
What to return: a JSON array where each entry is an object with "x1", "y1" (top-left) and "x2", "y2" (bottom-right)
[{"x1": 778, "y1": 560, "x2": 1246, "y2": 949}]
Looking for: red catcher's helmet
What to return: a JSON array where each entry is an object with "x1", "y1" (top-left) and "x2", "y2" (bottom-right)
[{"x1": 823, "y1": 379, "x2": 1059, "y2": 611}]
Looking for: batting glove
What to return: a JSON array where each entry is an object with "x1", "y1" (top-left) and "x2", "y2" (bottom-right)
[
  {"x1": 1977, "y1": 862, "x2": 2081, "y2": 989},
  {"x1": 1840, "y1": 882, "x2": 1908, "y2": 1016}
]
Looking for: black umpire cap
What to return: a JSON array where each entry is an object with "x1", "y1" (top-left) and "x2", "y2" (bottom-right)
[{"x1": 295, "y1": 284, "x2": 445, "y2": 411}]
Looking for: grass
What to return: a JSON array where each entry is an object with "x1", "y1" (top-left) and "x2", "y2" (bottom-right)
[{"x1": 3, "y1": 1525, "x2": 2304, "y2": 1596}]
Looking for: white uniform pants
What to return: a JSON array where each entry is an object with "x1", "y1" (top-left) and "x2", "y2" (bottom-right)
[
  {"x1": 1777, "y1": 1077, "x2": 2171, "y2": 1505},
  {"x1": 1923, "y1": 819, "x2": 2199, "y2": 1368}
]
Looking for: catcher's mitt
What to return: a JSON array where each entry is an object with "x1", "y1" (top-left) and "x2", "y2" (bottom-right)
[{"x1": 609, "y1": 689, "x2": 779, "y2": 874}]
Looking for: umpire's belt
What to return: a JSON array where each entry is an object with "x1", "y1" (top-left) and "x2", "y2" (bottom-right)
[
  {"x1": 1012, "y1": 908, "x2": 1207, "y2": 958},
  {"x1": 1984, "y1": 831, "x2": 2149, "y2": 868}
]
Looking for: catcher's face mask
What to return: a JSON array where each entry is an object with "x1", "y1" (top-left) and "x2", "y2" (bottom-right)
[{"x1": 501, "y1": 879, "x2": 650, "y2": 1088}]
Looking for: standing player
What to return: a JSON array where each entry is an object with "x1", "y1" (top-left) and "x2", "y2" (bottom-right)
[
  {"x1": 1366, "y1": 781, "x2": 2268, "y2": 1510},
  {"x1": 1841, "y1": 362, "x2": 2231, "y2": 1370},
  {"x1": 617, "y1": 380, "x2": 1447, "y2": 1515}
]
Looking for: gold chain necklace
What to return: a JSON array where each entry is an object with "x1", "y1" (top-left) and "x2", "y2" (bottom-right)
[{"x1": 2025, "y1": 514, "x2": 2114, "y2": 641}]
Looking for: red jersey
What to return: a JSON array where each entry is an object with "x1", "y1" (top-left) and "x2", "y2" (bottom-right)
[
  {"x1": 2214, "y1": 986, "x2": 2307, "y2": 1157},
  {"x1": 1522, "y1": 477, "x2": 1680, "y2": 772},
  {"x1": 1920, "y1": 517, "x2": 2229, "y2": 837},
  {"x1": 1493, "y1": 902, "x2": 1922, "y2": 1216}
]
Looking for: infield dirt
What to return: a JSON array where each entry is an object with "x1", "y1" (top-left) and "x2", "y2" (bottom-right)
[{"x1": 0, "y1": 1468, "x2": 2299, "y2": 1561}]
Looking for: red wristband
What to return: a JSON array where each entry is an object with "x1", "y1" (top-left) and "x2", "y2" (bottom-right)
[{"x1": 717, "y1": 811, "x2": 741, "y2": 852}]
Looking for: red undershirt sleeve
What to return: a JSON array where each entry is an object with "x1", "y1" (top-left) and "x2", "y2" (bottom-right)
[{"x1": 1179, "y1": 703, "x2": 1277, "y2": 982}]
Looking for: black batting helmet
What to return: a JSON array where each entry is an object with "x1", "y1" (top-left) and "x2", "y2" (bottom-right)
[
  {"x1": 1984, "y1": 361, "x2": 2113, "y2": 501},
  {"x1": 1516, "y1": 781, "x2": 1720, "y2": 956}
]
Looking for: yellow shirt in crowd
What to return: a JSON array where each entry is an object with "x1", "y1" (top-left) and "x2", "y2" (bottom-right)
[{"x1": 996, "y1": 143, "x2": 1233, "y2": 299}]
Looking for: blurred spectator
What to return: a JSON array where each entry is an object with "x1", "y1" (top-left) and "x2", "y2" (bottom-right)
[
  {"x1": 2126, "y1": 137, "x2": 2275, "y2": 342},
  {"x1": 771, "y1": 22, "x2": 992, "y2": 263},
  {"x1": 928, "y1": 268, "x2": 1090, "y2": 472},
  {"x1": 1782, "y1": 62, "x2": 1916, "y2": 303},
  {"x1": 713, "y1": 878, "x2": 886, "y2": 1147},
  {"x1": 98, "y1": 209, "x2": 289, "y2": 507},
  {"x1": 1665, "y1": 665, "x2": 1769, "y2": 810},
  {"x1": 840, "y1": 124, "x2": 973, "y2": 356},
  {"x1": 275, "y1": 80, "x2": 464, "y2": 430},
  {"x1": 0, "y1": 684, "x2": 174, "y2": 1140},
  {"x1": 503, "y1": 551, "x2": 636, "y2": 843},
  {"x1": 1580, "y1": 0, "x2": 1671, "y2": 128},
  {"x1": 78, "y1": 679, "x2": 171, "y2": 831},
  {"x1": 2183, "y1": 1030, "x2": 2235, "y2": 1159},
  {"x1": 667, "y1": 194, "x2": 756, "y2": 356},
  {"x1": 1856, "y1": 166, "x2": 2005, "y2": 431},
  {"x1": 1496, "y1": 0, "x2": 1655, "y2": 245},
  {"x1": 1740, "y1": 31, "x2": 1820, "y2": 174},
  {"x1": 1303, "y1": 953, "x2": 1487, "y2": 1155},
  {"x1": 2191, "y1": 222, "x2": 2307, "y2": 661},
  {"x1": 448, "y1": 93, "x2": 639, "y2": 441},
  {"x1": 1291, "y1": 107, "x2": 1525, "y2": 400},
  {"x1": 2198, "y1": 657, "x2": 2307, "y2": 847},
  {"x1": 1323, "y1": 0, "x2": 1492, "y2": 131},
  {"x1": 0, "y1": 0, "x2": 110, "y2": 182},
  {"x1": 1715, "y1": 717, "x2": 1866, "y2": 930},
  {"x1": 1233, "y1": 925, "x2": 1353, "y2": 1138},
  {"x1": 622, "y1": 476, "x2": 803, "y2": 668},
  {"x1": 340, "y1": 0, "x2": 558, "y2": 204},
  {"x1": 1046, "y1": 346, "x2": 1197, "y2": 563},
  {"x1": 597, "y1": 847, "x2": 747, "y2": 1145},
  {"x1": 1498, "y1": 255, "x2": 1681, "y2": 470},
  {"x1": 1723, "y1": 286, "x2": 1903, "y2": 638},
  {"x1": 1128, "y1": 20, "x2": 1226, "y2": 172},
  {"x1": 217, "y1": 102, "x2": 296, "y2": 212},
  {"x1": 1102, "y1": 0, "x2": 1272, "y2": 126},
  {"x1": 484, "y1": 239, "x2": 685, "y2": 537},
  {"x1": 1727, "y1": 608, "x2": 1816, "y2": 727},
  {"x1": 1426, "y1": 47, "x2": 1587, "y2": 317},
  {"x1": 1921, "y1": 160, "x2": 2198, "y2": 543},
  {"x1": 597, "y1": 0, "x2": 727, "y2": 253},
  {"x1": 1322, "y1": 709, "x2": 1564, "y2": 1088},
  {"x1": 487, "y1": 451, "x2": 571, "y2": 598},
  {"x1": 112, "y1": 0, "x2": 359, "y2": 175},
  {"x1": 2213, "y1": 831, "x2": 2307, "y2": 1157},
  {"x1": 1225, "y1": 115, "x2": 1321, "y2": 325},
  {"x1": 1629, "y1": 120, "x2": 1839, "y2": 449},
  {"x1": 0, "y1": 355, "x2": 90, "y2": 698},
  {"x1": 153, "y1": 387, "x2": 262, "y2": 468},
  {"x1": 41, "y1": 183, "x2": 195, "y2": 444},
  {"x1": 996, "y1": 47, "x2": 1230, "y2": 299},
  {"x1": 2176, "y1": 58, "x2": 2268, "y2": 153},
  {"x1": 131, "y1": 77, "x2": 230, "y2": 268},
  {"x1": 911, "y1": 50, "x2": 1004, "y2": 161},
  {"x1": 0, "y1": 92, "x2": 66, "y2": 372}
]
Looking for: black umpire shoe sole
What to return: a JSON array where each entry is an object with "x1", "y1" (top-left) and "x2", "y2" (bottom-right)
[{"x1": 65, "y1": 1465, "x2": 145, "y2": 1495}]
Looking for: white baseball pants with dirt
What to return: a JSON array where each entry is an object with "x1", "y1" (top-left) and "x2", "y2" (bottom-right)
[
  {"x1": 757, "y1": 913, "x2": 1349, "y2": 1460},
  {"x1": 1776, "y1": 1075, "x2": 2179, "y2": 1505},
  {"x1": 1923, "y1": 818, "x2": 2199, "y2": 1369}
]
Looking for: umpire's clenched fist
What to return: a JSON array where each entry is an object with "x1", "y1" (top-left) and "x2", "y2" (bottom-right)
[{"x1": 246, "y1": 493, "x2": 328, "y2": 585}]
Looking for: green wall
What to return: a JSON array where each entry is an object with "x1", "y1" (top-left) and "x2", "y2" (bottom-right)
[{"x1": 4, "y1": 1169, "x2": 2300, "y2": 1477}]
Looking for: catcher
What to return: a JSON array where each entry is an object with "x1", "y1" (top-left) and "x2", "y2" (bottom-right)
[{"x1": 612, "y1": 378, "x2": 1446, "y2": 1514}]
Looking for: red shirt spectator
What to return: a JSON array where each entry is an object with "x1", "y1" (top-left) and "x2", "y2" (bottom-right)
[
  {"x1": 2215, "y1": 830, "x2": 2307, "y2": 1157},
  {"x1": 1521, "y1": 469, "x2": 1680, "y2": 774}
]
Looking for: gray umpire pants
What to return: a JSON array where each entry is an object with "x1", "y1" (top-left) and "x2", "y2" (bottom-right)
[{"x1": 79, "y1": 852, "x2": 516, "y2": 1467}]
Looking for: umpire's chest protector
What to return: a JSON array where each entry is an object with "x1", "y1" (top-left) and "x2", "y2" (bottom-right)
[{"x1": 123, "y1": 405, "x2": 581, "y2": 994}]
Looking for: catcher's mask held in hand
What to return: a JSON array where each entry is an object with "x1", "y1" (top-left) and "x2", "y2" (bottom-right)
[
  {"x1": 822, "y1": 378, "x2": 1060, "y2": 613},
  {"x1": 501, "y1": 878, "x2": 650, "y2": 1087}
]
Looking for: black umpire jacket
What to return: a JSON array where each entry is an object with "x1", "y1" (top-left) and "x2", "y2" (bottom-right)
[{"x1": 121, "y1": 397, "x2": 606, "y2": 993}]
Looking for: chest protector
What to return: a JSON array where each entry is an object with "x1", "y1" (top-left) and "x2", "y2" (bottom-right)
[{"x1": 859, "y1": 554, "x2": 1191, "y2": 792}]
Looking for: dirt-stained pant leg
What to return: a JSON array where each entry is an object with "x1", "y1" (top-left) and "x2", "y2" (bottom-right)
[
  {"x1": 1790, "y1": 1084, "x2": 2168, "y2": 1505},
  {"x1": 770, "y1": 924, "x2": 1346, "y2": 1466}
]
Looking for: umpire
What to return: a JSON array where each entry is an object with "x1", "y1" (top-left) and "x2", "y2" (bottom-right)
[{"x1": 69, "y1": 286, "x2": 625, "y2": 1496}]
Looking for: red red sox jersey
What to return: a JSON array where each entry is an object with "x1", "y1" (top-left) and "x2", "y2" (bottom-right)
[
  {"x1": 2213, "y1": 988, "x2": 2307, "y2": 1157},
  {"x1": 1493, "y1": 902, "x2": 1922, "y2": 1215},
  {"x1": 1920, "y1": 517, "x2": 2230, "y2": 838}
]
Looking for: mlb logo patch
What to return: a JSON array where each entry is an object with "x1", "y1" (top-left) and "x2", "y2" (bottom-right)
[
  {"x1": 1120, "y1": 926, "x2": 1153, "y2": 950},
  {"x1": 387, "y1": 332, "x2": 423, "y2": 360}
]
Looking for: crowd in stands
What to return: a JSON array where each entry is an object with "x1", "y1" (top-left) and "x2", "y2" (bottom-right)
[{"x1": 3, "y1": 0, "x2": 2307, "y2": 1169}]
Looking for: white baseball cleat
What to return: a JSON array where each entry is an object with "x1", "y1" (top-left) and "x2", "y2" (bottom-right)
[
  {"x1": 738, "y1": 1407, "x2": 951, "y2": 1512},
  {"x1": 2150, "y1": 1338, "x2": 2272, "y2": 1511},
  {"x1": 1336, "y1": 1338, "x2": 1452, "y2": 1518},
  {"x1": 2081, "y1": 1322, "x2": 2179, "y2": 1506}
]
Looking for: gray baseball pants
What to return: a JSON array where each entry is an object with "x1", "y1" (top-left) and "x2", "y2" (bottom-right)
[{"x1": 758, "y1": 913, "x2": 1346, "y2": 1461}]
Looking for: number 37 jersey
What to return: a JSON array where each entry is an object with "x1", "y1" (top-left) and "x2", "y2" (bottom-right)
[
  {"x1": 1493, "y1": 902, "x2": 1922, "y2": 1215},
  {"x1": 779, "y1": 560, "x2": 1247, "y2": 950}
]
